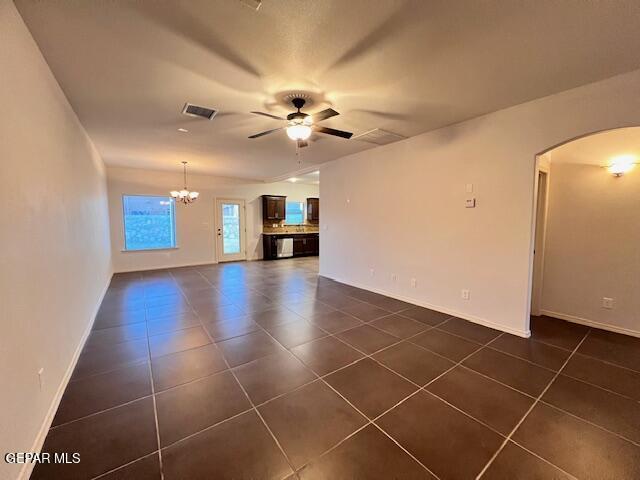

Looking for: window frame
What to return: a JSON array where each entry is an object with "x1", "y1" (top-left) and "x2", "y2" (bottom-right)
[
  {"x1": 121, "y1": 194, "x2": 178, "y2": 252},
  {"x1": 284, "y1": 200, "x2": 305, "y2": 225}
]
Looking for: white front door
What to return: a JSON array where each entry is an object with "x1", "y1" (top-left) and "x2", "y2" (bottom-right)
[{"x1": 215, "y1": 198, "x2": 246, "y2": 262}]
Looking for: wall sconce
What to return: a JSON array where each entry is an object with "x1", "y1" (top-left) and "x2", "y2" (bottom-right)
[{"x1": 607, "y1": 155, "x2": 636, "y2": 177}]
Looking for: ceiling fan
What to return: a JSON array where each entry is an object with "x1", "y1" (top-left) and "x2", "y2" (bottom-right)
[{"x1": 248, "y1": 98, "x2": 353, "y2": 148}]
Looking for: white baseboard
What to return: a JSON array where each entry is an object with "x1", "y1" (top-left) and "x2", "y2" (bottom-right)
[
  {"x1": 114, "y1": 256, "x2": 272, "y2": 273},
  {"x1": 114, "y1": 260, "x2": 218, "y2": 274},
  {"x1": 18, "y1": 271, "x2": 113, "y2": 480},
  {"x1": 540, "y1": 309, "x2": 640, "y2": 338},
  {"x1": 322, "y1": 274, "x2": 530, "y2": 338}
]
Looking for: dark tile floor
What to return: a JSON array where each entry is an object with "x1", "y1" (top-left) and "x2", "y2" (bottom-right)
[{"x1": 33, "y1": 258, "x2": 640, "y2": 479}]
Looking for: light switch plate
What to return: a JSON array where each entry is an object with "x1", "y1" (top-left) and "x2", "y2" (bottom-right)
[{"x1": 465, "y1": 198, "x2": 476, "y2": 208}]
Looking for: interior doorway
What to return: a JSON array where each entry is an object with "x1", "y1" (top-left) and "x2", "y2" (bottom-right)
[
  {"x1": 528, "y1": 127, "x2": 640, "y2": 337},
  {"x1": 530, "y1": 166, "x2": 549, "y2": 316},
  {"x1": 215, "y1": 198, "x2": 246, "y2": 262}
]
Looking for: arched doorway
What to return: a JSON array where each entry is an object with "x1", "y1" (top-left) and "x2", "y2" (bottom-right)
[{"x1": 528, "y1": 126, "x2": 640, "y2": 337}]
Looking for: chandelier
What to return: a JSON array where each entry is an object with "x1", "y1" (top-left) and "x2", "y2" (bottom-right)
[{"x1": 170, "y1": 161, "x2": 199, "y2": 204}]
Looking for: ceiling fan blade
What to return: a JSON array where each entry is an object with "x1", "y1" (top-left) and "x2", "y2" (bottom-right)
[
  {"x1": 312, "y1": 108, "x2": 339, "y2": 123},
  {"x1": 297, "y1": 140, "x2": 309, "y2": 148},
  {"x1": 250, "y1": 111, "x2": 286, "y2": 121},
  {"x1": 314, "y1": 125, "x2": 353, "y2": 139},
  {"x1": 248, "y1": 127, "x2": 283, "y2": 139}
]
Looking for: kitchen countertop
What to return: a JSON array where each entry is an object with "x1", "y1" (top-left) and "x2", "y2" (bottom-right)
[{"x1": 262, "y1": 232, "x2": 319, "y2": 236}]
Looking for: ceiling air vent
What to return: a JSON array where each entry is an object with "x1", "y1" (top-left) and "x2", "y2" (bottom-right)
[
  {"x1": 182, "y1": 103, "x2": 218, "y2": 120},
  {"x1": 239, "y1": 0, "x2": 262, "y2": 10},
  {"x1": 353, "y1": 128, "x2": 407, "y2": 146}
]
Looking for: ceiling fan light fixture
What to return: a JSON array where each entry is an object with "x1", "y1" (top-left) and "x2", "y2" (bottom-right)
[
  {"x1": 249, "y1": 97, "x2": 352, "y2": 142},
  {"x1": 286, "y1": 124, "x2": 312, "y2": 141}
]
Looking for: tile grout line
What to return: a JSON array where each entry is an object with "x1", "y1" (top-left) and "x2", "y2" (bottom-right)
[
  {"x1": 90, "y1": 451, "x2": 160, "y2": 480},
  {"x1": 100, "y1": 263, "x2": 639, "y2": 479},
  {"x1": 319, "y1": 332, "x2": 506, "y2": 476},
  {"x1": 50, "y1": 393, "x2": 155, "y2": 431},
  {"x1": 474, "y1": 329, "x2": 592, "y2": 480},
  {"x1": 288, "y1": 331, "x2": 506, "y2": 477},
  {"x1": 432, "y1": 337, "x2": 640, "y2": 405},
  {"x1": 505, "y1": 439, "x2": 580, "y2": 480},
  {"x1": 370, "y1": 333, "x2": 505, "y2": 425},
  {"x1": 308, "y1": 359, "x2": 442, "y2": 479},
  {"x1": 50, "y1": 325, "x2": 485, "y2": 433},
  {"x1": 214, "y1": 286, "x2": 442, "y2": 478},
  {"x1": 191, "y1": 269, "x2": 300, "y2": 478},
  {"x1": 481, "y1": 333, "x2": 640, "y2": 376},
  {"x1": 144, "y1": 272, "x2": 179, "y2": 480},
  {"x1": 72, "y1": 329, "x2": 640, "y2": 468},
  {"x1": 536, "y1": 398, "x2": 640, "y2": 448}
]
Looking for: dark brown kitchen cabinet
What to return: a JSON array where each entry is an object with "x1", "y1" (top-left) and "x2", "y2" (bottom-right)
[
  {"x1": 262, "y1": 233, "x2": 319, "y2": 260},
  {"x1": 293, "y1": 236, "x2": 306, "y2": 255},
  {"x1": 293, "y1": 235, "x2": 318, "y2": 256},
  {"x1": 306, "y1": 197, "x2": 319, "y2": 222},
  {"x1": 262, "y1": 195, "x2": 286, "y2": 221},
  {"x1": 307, "y1": 234, "x2": 319, "y2": 254}
]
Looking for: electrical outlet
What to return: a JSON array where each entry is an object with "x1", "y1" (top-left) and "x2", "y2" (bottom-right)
[
  {"x1": 369, "y1": 268, "x2": 375, "y2": 277},
  {"x1": 461, "y1": 289, "x2": 470, "y2": 300},
  {"x1": 411, "y1": 278, "x2": 417, "y2": 288},
  {"x1": 391, "y1": 274, "x2": 398, "y2": 282},
  {"x1": 602, "y1": 297, "x2": 614, "y2": 309},
  {"x1": 37, "y1": 368, "x2": 44, "y2": 391}
]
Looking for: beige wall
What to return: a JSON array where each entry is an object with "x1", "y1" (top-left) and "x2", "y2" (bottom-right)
[
  {"x1": 320, "y1": 69, "x2": 640, "y2": 337},
  {"x1": 541, "y1": 162, "x2": 640, "y2": 335},
  {"x1": 0, "y1": 2, "x2": 112, "y2": 479},
  {"x1": 107, "y1": 167, "x2": 319, "y2": 272}
]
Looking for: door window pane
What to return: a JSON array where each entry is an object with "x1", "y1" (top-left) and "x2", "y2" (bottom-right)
[
  {"x1": 222, "y1": 203, "x2": 241, "y2": 254},
  {"x1": 123, "y1": 195, "x2": 176, "y2": 251},
  {"x1": 285, "y1": 201, "x2": 304, "y2": 224}
]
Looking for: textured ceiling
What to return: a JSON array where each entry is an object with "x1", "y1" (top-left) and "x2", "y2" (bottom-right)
[
  {"x1": 550, "y1": 127, "x2": 640, "y2": 166},
  {"x1": 15, "y1": 0, "x2": 640, "y2": 180}
]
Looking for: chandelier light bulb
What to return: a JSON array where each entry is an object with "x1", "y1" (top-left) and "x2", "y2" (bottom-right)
[{"x1": 170, "y1": 162, "x2": 199, "y2": 204}]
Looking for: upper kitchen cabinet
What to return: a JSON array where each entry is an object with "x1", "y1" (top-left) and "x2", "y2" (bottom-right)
[
  {"x1": 307, "y1": 197, "x2": 319, "y2": 222},
  {"x1": 262, "y1": 195, "x2": 286, "y2": 221}
]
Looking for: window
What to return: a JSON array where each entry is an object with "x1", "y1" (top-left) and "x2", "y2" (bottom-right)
[
  {"x1": 285, "y1": 201, "x2": 304, "y2": 224},
  {"x1": 123, "y1": 195, "x2": 176, "y2": 251},
  {"x1": 221, "y1": 203, "x2": 241, "y2": 254}
]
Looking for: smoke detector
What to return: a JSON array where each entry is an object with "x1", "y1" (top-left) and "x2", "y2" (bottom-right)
[
  {"x1": 182, "y1": 103, "x2": 218, "y2": 120},
  {"x1": 353, "y1": 128, "x2": 407, "y2": 145}
]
